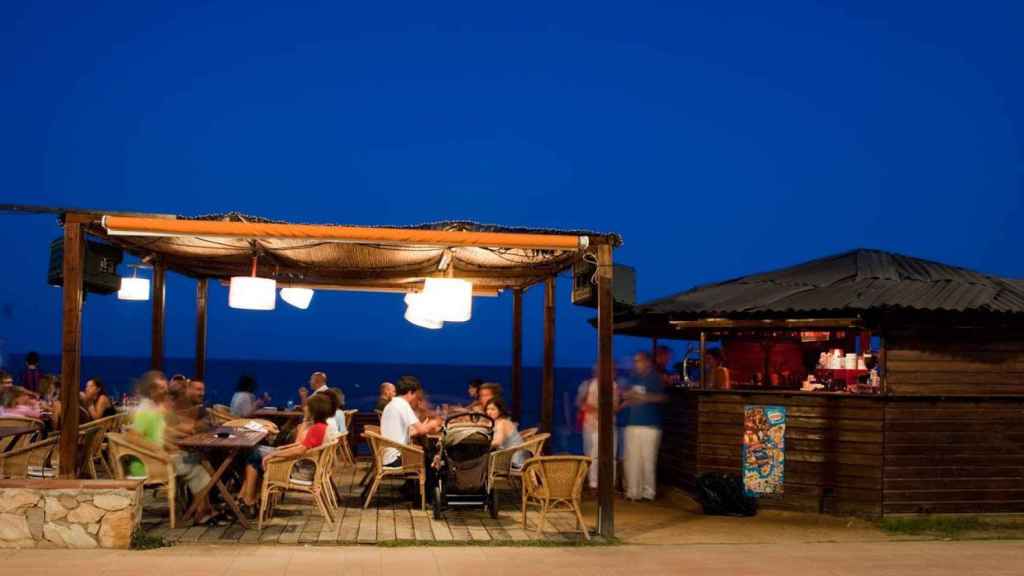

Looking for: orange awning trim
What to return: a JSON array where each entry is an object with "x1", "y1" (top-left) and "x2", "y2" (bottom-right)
[{"x1": 102, "y1": 215, "x2": 588, "y2": 251}]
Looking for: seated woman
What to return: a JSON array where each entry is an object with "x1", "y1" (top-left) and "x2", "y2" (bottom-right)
[
  {"x1": 324, "y1": 388, "x2": 347, "y2": 440},
  {"x1": 82, "y1": 377, "x2": 116, "y2": 420},
  {"x1": 484, "y1": 398, "x2": 528, "y2": 469},
  {"x1": 237, "y1": 393, "x2": 334, "y2": 517},
  {"x1": 230, "y1": 375, "x2": 268, "y2": 417},
  {"x1": 0, "y1": 386, "x2": 44, "y2": 419}
]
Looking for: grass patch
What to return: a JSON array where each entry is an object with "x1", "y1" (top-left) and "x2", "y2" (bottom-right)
[
  {"x1": 879, "y1": 516, "x2": 1010, "y2": 539},
  {"x1": 376, "y1": 537, "x2": 620, "y2": 548},
  {"x1": 132, "y1": 531, "x2": 173, "y2": 550}
]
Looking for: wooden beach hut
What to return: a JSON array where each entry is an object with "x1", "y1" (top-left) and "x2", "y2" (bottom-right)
[
  {"x1": 614, "y1": 249, "x2": 1024, "y2": 516},
  {"x1": 37, "y1": 207, "x2": 622, "y2": 535}
]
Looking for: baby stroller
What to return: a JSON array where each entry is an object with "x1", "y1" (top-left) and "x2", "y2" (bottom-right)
[{"x1": 432, "y1": 411, "x2": 497, "y2": 520}]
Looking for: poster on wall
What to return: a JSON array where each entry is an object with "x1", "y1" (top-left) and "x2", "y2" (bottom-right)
[{"x1": 742, "y1": 405, "x2": 786, "y2": 496}]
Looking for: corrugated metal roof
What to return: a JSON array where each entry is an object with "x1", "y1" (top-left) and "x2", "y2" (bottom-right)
[{"x1": 635, "y1": 249, "x2": 1024, "y2": 318}]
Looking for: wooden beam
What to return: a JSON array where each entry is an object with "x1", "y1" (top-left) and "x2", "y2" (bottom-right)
[
  {"x1": 102, "y1": 215, "x2": 601, "y2": 251},
  {"x1": 195, "y1": 278, "x2": 208, "y2": 381},
  {"x1": 151, "y1": 261, "x2": 166, "y2": 371},
  {"x1": 511, "y1": 288, "x2": 523, "y2": 422},
  {"x1": 541, "y1": 277, "x2": 556, "y2": 436},
  {"x1": 59, "y1": 222, "x2": 84, "y2": 478},
  {"x1": 671, "y1": 318, "x2": 862, "y2": 330},
  {"x1": 596, "y1": 244, "x2": 615, "y2": 537}
]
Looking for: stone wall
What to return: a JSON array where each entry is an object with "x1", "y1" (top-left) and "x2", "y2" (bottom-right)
[{"x1": 0, "y1": 479, "x2": 143, "y2": 549}]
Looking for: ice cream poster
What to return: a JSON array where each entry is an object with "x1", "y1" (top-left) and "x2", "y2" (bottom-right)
[{"x1": 742, "y1": 405, "x2": 786, "y2": 496}]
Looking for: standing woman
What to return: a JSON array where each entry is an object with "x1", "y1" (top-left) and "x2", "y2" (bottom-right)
[
  {"x1": 704, "y1": 349, "x2": 731, "y2": 390},
  {"x1": 82, "y1": 377, "x2": 116, "y2": 420}
]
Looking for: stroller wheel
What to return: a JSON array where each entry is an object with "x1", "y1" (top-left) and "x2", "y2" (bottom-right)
[
  {"x1": 487, "y1": 490, "x2": 499, "y2": 519},
  {"x1": 433, "y1": 485, "x2": 444, "y2": 520}
]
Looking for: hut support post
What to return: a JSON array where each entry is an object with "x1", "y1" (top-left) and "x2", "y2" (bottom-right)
[
  {"x1": 541, "y1": 277, "x2": 556, "y2": 435},
  {"x1": 596, "y1": 243, "x2": 615, "y2": 537},
  {"x1": 58, "y1": 220, "x2": 85, "y2": 478},
  {"x1": 699, "y1": 331, "x2": 706, "y2": 388},
  {"x1": 511, "y1": 288, "x2": 523, "y2": 422},
  {"x1": 195, "y1": 278, "x2": 208, "y2": 380},
  {"x1": 151, "y1": 261, "x2": 166, "y2": 371}
]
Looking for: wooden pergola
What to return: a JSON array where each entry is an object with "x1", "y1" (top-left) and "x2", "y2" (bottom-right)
[{"x1": 54, "y1": 210, "x2": 622, "y2": 536}]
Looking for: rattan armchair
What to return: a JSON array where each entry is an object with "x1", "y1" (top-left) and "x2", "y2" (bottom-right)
[
  {"x1": 0, "y1": 416, "x2": 43, "y2": 452},
  {"x1": 521, "y1": 455, "x2": 592, "y2": 540},
  {"x1": 223, "y1": 418, "x2": 280, "y2": 435},
  {"x1": 209, "y1": 405, "x2": 234, "y2": 425},
  {"x1": 362, "y1": 430, "x2": 426, "y2": 510},
  {"x1": 519, "y1": 427, "x2": 539, "y2": 440},
  {"x1": 0, "y1": 435, "x2": 59, "y2": 479},
  {"x1": 258, "y1": 439, "x2": 337, "y2": 529},
  {"x1": 106, "y1": 431, "x2": 178, "y2": 529},
  {"x1": 79, "y1": 413, "x2": 124, "y2": 478},
  {"x1": 488, "y1": 432, "x2": 550, "y2": 493},
  {"x1": 358, "y1": 424, "x2": 381, "y2": 486}
]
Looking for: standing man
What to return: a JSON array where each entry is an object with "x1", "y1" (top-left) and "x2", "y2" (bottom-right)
[
  {"x1": 623, "y1": 351, "x2": 667, "y2": 501},
  {"x1": 18, "y1": 351, "x2": 43, "y2": 394}
]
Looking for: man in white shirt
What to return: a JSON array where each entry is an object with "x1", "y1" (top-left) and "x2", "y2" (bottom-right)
[
  {"x1": 300, "y1": 371, "x2": 345, "y2": 407},
  {"x1": 380, "y1": 375, "x2": 440, "y2": 466}
]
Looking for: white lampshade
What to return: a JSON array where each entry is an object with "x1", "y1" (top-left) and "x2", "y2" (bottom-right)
[
  {"x1": 229, "y1": 276, "x2": 277, "y2": 310},
  {"x1": 117, "y1": 277, "x2": 150, "y2": 301},
  {"x1": 422, "y1": 278, "x2": 473, "y2": 322},
  {"x1": 404, "y1": 292, "x2": 444, "y2": 329},
  {"x1": 280, "y1": 287, "x2": 314, "y2": 310}
]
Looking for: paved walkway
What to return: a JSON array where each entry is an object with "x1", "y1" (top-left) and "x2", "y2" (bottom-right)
[{"x1": 3, "y1": 541, "x2": 1024, "y2": 575}]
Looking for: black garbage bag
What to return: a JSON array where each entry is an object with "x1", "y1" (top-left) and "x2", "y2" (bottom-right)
[{"x1": 695, "y1": 472, "x2": 758, "y2": 517}]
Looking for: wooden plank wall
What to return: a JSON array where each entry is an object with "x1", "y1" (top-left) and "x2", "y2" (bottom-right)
[
  {"x1": 659, "y1": 390, "x2": 699, "y2": 492},
  {"x1": 883, "y1": 397, "x2": 1024, "y2": 514},
  {"x1": 659, "y1": 391, "x2": 884, "y2": 517},
  {"x1": 886, "y1": 330, "x2": 1024, "y2": 396},
  {"x1": 698, "y1": 393, "x2": 884, "y2": 516}
]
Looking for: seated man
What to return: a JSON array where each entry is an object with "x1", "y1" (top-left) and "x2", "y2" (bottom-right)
[
  {"x1": 128, "y1": 371, "x2": 218, "y2": 524},
  {"x1": 171, "y1": 378, "x2": 212, "y2": 435},
  {"x1": 380, "y1": 375, "x2": 440, "y2": 467},
  {"x1": 375, "y1": 381, "x2": 396, "y2": 413}
]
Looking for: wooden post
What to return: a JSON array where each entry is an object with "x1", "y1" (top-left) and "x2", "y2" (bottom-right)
[
  {"x1": 151, "y1": 261, "x2": 166, "y2": 371},
  {"x1": 195, "y1": 278, "x2": 208, "y2": 380},
  {"x1": 59, "y1": 221, "x2": 85, "y2": 478},
  {"x1": 699, "y1": 331, "x2": 706, "y2": 389},
  {"x1": 511, "y1": 288, "x2": 523, "y2": 422},
  {"x1": 596, "y1": 243, "x2": 615, "y2": 537},
  {"x1": 541, "y1": 277, "x2": 556, "y2": 435}
]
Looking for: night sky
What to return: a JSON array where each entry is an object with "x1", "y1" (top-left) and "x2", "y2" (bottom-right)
[{"x1": 2, "y1": 1, "x2": 1022, "y2": 368}]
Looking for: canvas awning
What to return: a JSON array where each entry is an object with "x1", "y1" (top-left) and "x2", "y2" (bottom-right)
[{"x1": 74, "y1": 211, "x2": 621, "y2": 292}]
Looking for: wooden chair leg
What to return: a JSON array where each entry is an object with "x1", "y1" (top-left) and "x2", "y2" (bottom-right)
[
  {"x1": 363, "y1": 475, "x2": 382, "y2": 509},
  {"x1": 167, "y1": 480, "x2": 176, "y2": 530},
  {"x1": 536, "y1": 501, "x2": 548, "y2": 538},
  {"x1": 522, "y1": 493, "x2": 529, "y2": 529},
  {"x1": 573, "y1": 501, "x2": 590, "y2": 541},
  {"x1": 419, "y1": 472, "x2": 426, "y2": 511}
]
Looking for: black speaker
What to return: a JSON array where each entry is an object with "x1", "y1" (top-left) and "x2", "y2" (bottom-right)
[
  {"x1": 571, "y1": 259, "x2": 636, "y2": 308},
  {"x1": 48, "y1": 238, "x2": 124, "y2": 294}
]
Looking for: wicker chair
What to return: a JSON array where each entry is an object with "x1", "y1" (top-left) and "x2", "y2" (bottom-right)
[
  {"x1": 79, "y1": 413, "x2": 124, "y2": 478},
  {"x1": 338, "y1": 410, "x2": 358, "y2": 464},
  {"x1": 519, "y1": 427, "x2": 539, "y2": 440},
  {"x1": 209, "y1": 405, "x2": 234, "y2": 425},
  {"x1": 357, "y1": 424, "x2": 381, "y2": 486},
  {"x1": 0, "y1": 435, "x2": 59, "y2": 479},
  {"x1": 258, "y1": 440, "x2": 337, "y2": 529},
  {"x1": 362, "y1": 430, "x2": 426, "y2": 510},
  {"x1": 521, "y1": 455, "x2": 592, "y2": 540},
  {"x1": 223, "y1": 418, "x2": 280, "y2": 435},
  {"x1": 0, "y1": 416, "x2": 43, "y2": 452},
  {"x1": 106, "y1": 432, "x2": 178, "y2": 529},
  {"x1": 488, "y1": 432, "x2": 550, "y2": 493}
]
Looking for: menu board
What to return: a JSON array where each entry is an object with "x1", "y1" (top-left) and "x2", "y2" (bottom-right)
[{"x1": 742, "y1": 405, "x2": 786, "y2": 496}]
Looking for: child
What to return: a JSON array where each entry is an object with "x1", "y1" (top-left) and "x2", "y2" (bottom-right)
[{"x1": 237, "y1": 393, "x2": 333, "y2": 516}]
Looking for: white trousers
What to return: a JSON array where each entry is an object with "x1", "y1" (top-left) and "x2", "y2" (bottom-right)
[
  {"x1": 582, "y1": 427, "x2": 617, "y2": 489},
  {"x1": 624, "y1": 426, "x2": 661, "y2": 500}
]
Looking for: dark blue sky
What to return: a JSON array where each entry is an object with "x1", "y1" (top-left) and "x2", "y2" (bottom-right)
[{"x1": 2, "y1": 1, "x2": 1022, "y2": 367}]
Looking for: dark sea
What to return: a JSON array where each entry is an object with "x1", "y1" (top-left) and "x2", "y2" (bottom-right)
[{"x1": 5, "y1": 353, "x2": 591, "y2": 454}]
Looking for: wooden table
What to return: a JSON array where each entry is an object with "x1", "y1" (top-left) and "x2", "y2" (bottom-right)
[{"x1": 177, "y1": 427, "x2": 267, "y2": 528}]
